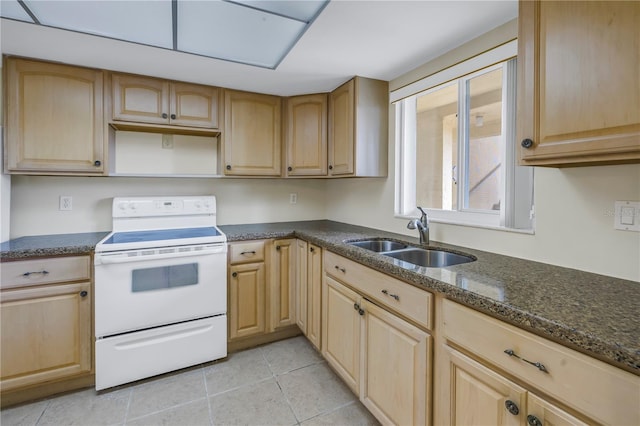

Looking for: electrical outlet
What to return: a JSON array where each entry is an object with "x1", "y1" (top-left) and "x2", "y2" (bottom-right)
[
  {"x1": 59, "y1": 196, "x2": 72, "y2": 211},
  {"x1": 162, "y1": 134, "x2": 174, "y2": 149},
  {"x1": 289, "y1": 193, "x2": 298, "y2": 204}
]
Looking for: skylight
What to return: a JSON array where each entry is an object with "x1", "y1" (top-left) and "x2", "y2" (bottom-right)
[{"x1": 0, "y1": 0, "x2": 329, "y2": 69}]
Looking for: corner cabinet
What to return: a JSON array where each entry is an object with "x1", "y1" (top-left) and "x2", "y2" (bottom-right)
[
  {"x1": 4, "y1": 58, "x2": 106, "y2": 175},
  {"x1": 328, "y1": 77, "x2": 389, "y2": 177},
  {"x1": 0, "y1": 256, "x2": 93, "y2": 406},
  {"x1": 517, "y1": 0, "x2": 640, "y2": 166},
  {"x1": 223, "y1": 90, "x2": 282, "y2": 176},
  {"x1": 285, "y1": 94, "x2": 328, "y2": 177},
  {"x1": 295, "y1": 241, "x2": 322, "y2": 350},
  {"x1": 110, "y1": 73, "x2": 220, "y2": 130}
]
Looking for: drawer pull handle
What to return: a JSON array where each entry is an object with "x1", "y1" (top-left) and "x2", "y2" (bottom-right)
[
  {"x1": 334, "y1": 265, "x2": 346, "y2": 273},
  {"x1": 505, "y1": 400, "x2": 519, "y2": 416},
  {"x1": 504, "y1": 349, "x2": 548, "y2": 373},
  {"x1": 527, "y1": 415, "x2": 542, "y2": 426},
  {"x1": 381, "y1": 289, "x2": 400, "y2": 301},
  {"x1": 240, "y1": 250, "x2": 256, "y2": 255},
  {"x1": 23, "y1": 270, "x2": 49, "y2": 277}
]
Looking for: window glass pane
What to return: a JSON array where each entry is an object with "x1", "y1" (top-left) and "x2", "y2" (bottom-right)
[
  {"x1": 132, "y1": 263, "x2": 199, "y2": 292},
  {"x1": 466, "y1": 68, "x2": 503, "y2": 211},
  {"x1": 415, "y1": 82, "x2": 458, "y2": 210}
]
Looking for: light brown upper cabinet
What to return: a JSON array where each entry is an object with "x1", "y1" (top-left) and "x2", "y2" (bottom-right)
[
  {"x1": 111, "y1": 73, "x2": 220, "y2": 129},
  {"x1": 4, "y1": 58, "x2": 105, "y2": 175},
  {"x1": 517, "y1": 0, "x2": 640, "y2": 166},
  {"x1": 285, "y1": 94, "x2": 328, "y2": 177},
  {"x1": 223, "y1": 90, "x2": 282, "y2": 176},
  {"x1": 328, "y1": 77, "x2": 388, "y2": 177}
]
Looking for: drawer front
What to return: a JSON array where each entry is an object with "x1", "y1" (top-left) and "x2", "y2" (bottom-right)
[
  {"x1": 1, "y1": 256, "x2": 91, "y2": 289},
  {"x1": 442, "y1": 299, "x2": 640, "y2": 425},
  {"x1": 228, "y1": 241, "x2": 265, "y2": 264},
  {"x1": 324, "y1": 251, "x2": 432, "y2": 330}
]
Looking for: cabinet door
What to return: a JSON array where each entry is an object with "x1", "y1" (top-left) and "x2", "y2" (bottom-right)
[
  {"x1": 527, "y1": 393, "x2": 589, "y2": 426},
  {"x1": 112, "y1": 74, "x2": 170, "y2": 124},
  {"x1": 0, "y1": 282, "x2": 92, "y2": 391},
  {"x1": 286, "y1": 94, "x2": 328, "y2": 176},
  {"x1": 306, "y1": 244, "x2": 322, "y2": 350},
  {"x1": 328, "y1": 79, "x2": 355, "y2": 175},
  {"x1": 170, "y1": 82, "x2": 220, "y2": 128},
  {"x1": 518, "y1": 1, "x2": 640, "y2": 166},
  {"x1": 228, "y1": 262, "x2": 266, "y2": 340},
  {"x1": 271, "y1": 239, "x2": 296, "y2": 331},
  {"x1": 6, "y1": 59, "x2": 104, "y2": 173},
  {"x1": 295, "y1": 240, "x2": 308, "y2": 334},
  {"x1": 361, "y1": 300, "x2": 430, "y2": 426},
  {"x1": 322, "y1": 275, "x2": 361, "y2": 394},
  {"x1": 224, "y1": 90, "x2": 282, "y2": 176},
  {"x1": 441, "y1": 346, "x2": 526, "y2": 426}
]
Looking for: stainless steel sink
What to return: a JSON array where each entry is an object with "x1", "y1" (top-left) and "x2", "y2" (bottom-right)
[
  {"x1": 348, "y1": 239, "x2": 408, "y2": 252},
  {"x1": 384, "y1": 248, "x2": 475, "y2": 268}
]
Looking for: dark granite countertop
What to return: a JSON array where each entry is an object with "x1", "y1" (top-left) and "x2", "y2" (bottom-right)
[
  {"x1": 0, "y1": 232, "x2": 109, "y2": 260},
  {"x1": 2, "y1": 221, "x2": 638, "y2": 375},
  {"x1": 220, "y1": 220, "x2": 640, "y2": 375}
]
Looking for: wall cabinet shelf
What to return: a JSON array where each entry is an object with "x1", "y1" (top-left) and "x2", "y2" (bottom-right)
[
  {"x1": 223, "y1": 90, "x2": 282, "y2": 176},
  {"x1": 328, "y1": 77, "x2": 389, "y2": 177},
  {"x1": 285, "y1": 94, "x2": 328, "y2": 177},
  {"x1": 111, "y1": 73, "x2": 220, "y2": 130},
  {"x1": 4, "y1": 58, "x2": 105, "y2": 175},
  {"x1": 517, "y1": 0, "x2": 640, "y2": 166}
]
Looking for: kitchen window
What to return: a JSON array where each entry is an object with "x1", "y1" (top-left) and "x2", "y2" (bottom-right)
[{"x1": 393, "y1": 41, "x2": 534, "y2": 231}]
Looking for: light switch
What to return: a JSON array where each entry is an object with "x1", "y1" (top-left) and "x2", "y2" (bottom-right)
[
  {"x1": 620, "y1": 206, "x2": 635, "y2": 225},
  {"x1": 614, "y1": 201, "x2": 640, "y2": 231}
]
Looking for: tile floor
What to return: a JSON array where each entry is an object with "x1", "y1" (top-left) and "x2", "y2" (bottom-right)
[{"x1": 1, "y1": 336, "x2": 380, "y2": 426}]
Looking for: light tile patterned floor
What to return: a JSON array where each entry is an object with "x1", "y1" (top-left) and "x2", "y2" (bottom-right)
[{"x1": 1, "y1": 336, "x2": 380, "y2": 426}]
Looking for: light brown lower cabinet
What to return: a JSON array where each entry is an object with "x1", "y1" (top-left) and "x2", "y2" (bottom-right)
[
  {"x1": 322, "y1": 273, "x2": 430, "y2": 426},
  {"x1": 271, "y1": 239, "x2": 296, "y2": 330},
  {"x1": 228, "y1": 261, "x2": 266, "y2": 340},
  {"x1": 0, "y1": 255, "x2": 93, "y2": 406},
  {"x1": 440, "y1": 347, "x2": 587, "y2": 426},
  {"x1": 295, "y1": 240, "x2": 322, "y2": 350}
]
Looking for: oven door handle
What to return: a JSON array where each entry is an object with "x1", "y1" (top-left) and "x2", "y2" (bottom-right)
[{"x1": 95, "y1": 246, "x2": 226, "y2": 265}]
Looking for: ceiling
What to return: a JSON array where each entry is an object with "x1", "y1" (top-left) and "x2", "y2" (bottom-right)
[{"x1": 0, "y1": 1, "x2": 518, "y2": 96}]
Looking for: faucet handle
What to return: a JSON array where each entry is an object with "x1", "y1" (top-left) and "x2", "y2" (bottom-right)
[{"x1": 417, "y1": 206, "x2": 428, "y2": 221}]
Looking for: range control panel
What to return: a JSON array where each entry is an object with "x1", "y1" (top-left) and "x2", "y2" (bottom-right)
[{"x1": 112, "y1": 196, "x2": 216, "y2": 218}]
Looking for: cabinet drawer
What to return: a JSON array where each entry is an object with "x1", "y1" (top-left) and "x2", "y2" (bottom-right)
[
  {"x1": 324, "y1": 251, "x2": 432, "y2": 330},
  {"x1": 442, "y1": 299, "x2": 640, "y2": 425},
  {"x1": 228, "y1": 241, "x2": 265, "y2": 264},
  {"x1": 1, "y1": 256, "x2": 91, "y2": 289}
]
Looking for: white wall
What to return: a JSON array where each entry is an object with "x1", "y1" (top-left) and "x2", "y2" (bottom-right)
[
  {"x1": 325, "y1": 20, "x2": 640, "y2": 282},
  {"x1": 9, "y1": 176, "x2": 327, "y2": 237}
]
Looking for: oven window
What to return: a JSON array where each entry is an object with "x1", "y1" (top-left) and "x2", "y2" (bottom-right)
[{"x1": 131, "y1": 263, "x2": 199, "y2": 292}]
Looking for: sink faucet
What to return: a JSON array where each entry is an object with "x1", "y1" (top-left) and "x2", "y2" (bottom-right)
[{"x1": 407, "y1": 206, "x2": 429, "y2": 245}]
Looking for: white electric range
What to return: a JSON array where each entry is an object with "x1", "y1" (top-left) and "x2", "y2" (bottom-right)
[{"x1": 94, "y1": 196, "x2": 227, "y2": 390}]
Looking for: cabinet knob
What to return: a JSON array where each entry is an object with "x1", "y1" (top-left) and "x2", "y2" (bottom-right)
[
  {"x1": 226, "y1": 165, "x2": 231, "y2": 170},
  {"x1": 232, "y1": 272, "x2": 238, "y2": 278},
  {"x1": 94, "y1": 160, "x2": 101, "y2": 167},
  {"x1": 287, "y1": 166, "x2": 292, "y2": 172},
  {"x1": 527, "y1": 415, "x2": 542, "y2": 426},
  {"x1": 276, "y1": 245, "x2": 281, "y2": 251},
  {"x1": 521, "y1": 138, "x2": 534, "y2": 149},
  {"x1": 328, "y1": 165, "x2": 333, "y2": 170},
  {"x1": 80, "y1": 291, "x2": 88, "y2": 297},
  {"x1": 310, "y1": 247, "x2": 315, "y2": 253},
  {"x1": 170, "y1": 114, "x2": 176, "y2": 120},
  {"x1": 162, "y1": 113, "x2": 168, "y2": 119},
  {"x1": 505, "y1": 400, "x2": 520, "y2": 416}
]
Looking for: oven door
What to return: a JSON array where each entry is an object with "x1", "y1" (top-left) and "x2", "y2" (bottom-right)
[{"x1": 95, "y1": 243, "x2": 227, "y2": 337}]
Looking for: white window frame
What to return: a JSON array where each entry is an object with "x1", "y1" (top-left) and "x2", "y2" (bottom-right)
[{"x1": 393, "y1": 40, "x2": 534, "y2": 231}]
